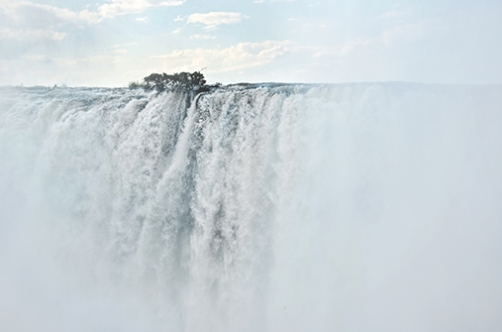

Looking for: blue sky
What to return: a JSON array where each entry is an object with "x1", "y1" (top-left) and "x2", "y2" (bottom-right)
[{"x1": 1, "y1": 0, "x2": 501, "y2": 86}]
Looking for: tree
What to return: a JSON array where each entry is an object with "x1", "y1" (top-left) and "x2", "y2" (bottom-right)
[{"x1": 132, "y1": 71, "x2": 208, "y2": 93}]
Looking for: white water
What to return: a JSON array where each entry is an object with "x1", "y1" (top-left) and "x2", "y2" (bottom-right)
[{"x1": 1, "y1": 83, "x2": 501, "y2": 331}]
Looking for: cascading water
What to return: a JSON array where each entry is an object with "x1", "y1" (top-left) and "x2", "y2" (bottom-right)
[{"x1": 1, "y1": 83, "x2": 501, "y2": 332}]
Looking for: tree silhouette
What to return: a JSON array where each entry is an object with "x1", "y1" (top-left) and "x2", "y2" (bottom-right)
[{"x1": 132, "y1": 71, "x2": 208, "y2": 92}]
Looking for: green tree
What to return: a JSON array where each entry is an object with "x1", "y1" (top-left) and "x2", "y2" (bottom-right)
[{"x1": 136, "y1": 71, "x2": 208, "y2": 92}]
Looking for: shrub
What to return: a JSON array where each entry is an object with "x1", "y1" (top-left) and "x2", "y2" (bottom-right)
[{"x1": 130, "y1": 71, "x2": 208, "y2": 93}]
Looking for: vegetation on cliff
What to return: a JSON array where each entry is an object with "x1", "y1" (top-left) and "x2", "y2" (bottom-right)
[{"x1": 129, "y1": 71, "x2": 220, "y2": 94}]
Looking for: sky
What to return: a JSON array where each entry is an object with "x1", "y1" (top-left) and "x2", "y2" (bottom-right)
[{"x1": 1, "y1": 0, "x2": 501, "y2": 87}]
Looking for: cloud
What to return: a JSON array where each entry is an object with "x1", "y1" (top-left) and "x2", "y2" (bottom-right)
[
  {"x1": 0, "y1": 27, "x2": 67, "y2": 41},
  {"x1": 0, "y1": 1, "x2": 100, "y2": 25},
  {"x1": 135, "y1": 16, "x2": 149, "y2": 23},
  {"x1": 310, "y1": 22, "x2": 424, "y2": 59},
  {"x1": 0, "y1": 41, "x2": 293, "y2": 86},
  {"x1": 0, "y1": 0, "x2": 184, "y2": 27},
  {"x1": 254, "y1": 0, "x2": 296, "y2": 3},
  {"x1": 0, "y1": 0, "x2": 185, "y2": 59},
  {"x1": 97, "y1": 0, "x2": 185, "y2": 19},
  {"x1": 381, "y1": 23, "x2": 423, "y2": 45},
  {"x1": 186, "y1": 12, "x2": 245, "y2": 30},
  {"x1": 190, "y1": 34, "x2": 216, "y2": 40},
  {"x1": 0, "y1": 1, "x2": 99, "y2": 57},
  {"x1": 111, "y1": 42, "x2": 137, "y2": 53},
  {"x1": 376, "y1": 4, "x2": 410, "y2": 20},
  {"x1": 377, "y1": 10, "x2": 408, "y2": 20},
  {"x1": 151, "y1": 40, "x2": 293, "y2": 73}
]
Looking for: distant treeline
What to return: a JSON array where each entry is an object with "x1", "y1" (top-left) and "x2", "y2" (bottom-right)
[{"x1": 129, "y1": 71, "x2": 221, "y2": 93}]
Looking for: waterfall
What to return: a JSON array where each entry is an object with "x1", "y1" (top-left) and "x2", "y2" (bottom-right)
[{"x1": 1, "y1": 83, "x2": 501, "y2": 332}]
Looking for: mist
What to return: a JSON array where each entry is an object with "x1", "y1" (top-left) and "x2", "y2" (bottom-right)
[{"x1": 1, "y1": 83, "x2": 501, "y2": 331}]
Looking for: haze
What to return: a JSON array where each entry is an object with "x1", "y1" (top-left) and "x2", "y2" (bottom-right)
[{"x1": 1, "y1": 0, "x2": 501, "y2": 86}]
